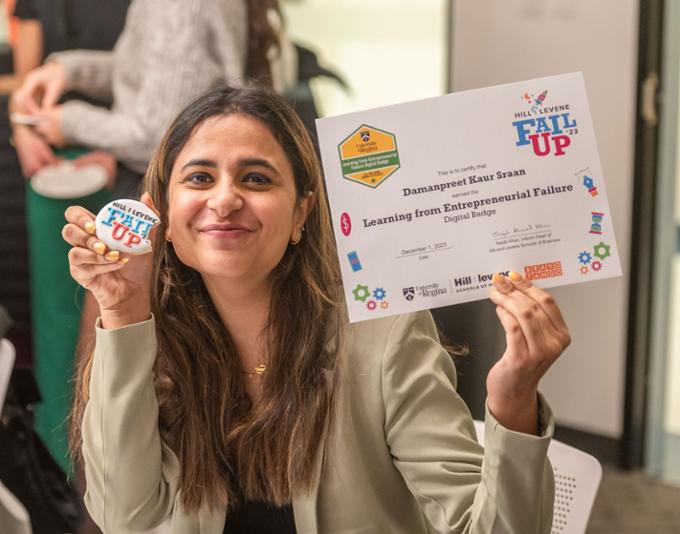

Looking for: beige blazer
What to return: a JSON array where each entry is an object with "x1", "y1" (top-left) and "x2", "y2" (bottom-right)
[{"x1": 83, "y1": 311, "x2": 555, "y2": 533}]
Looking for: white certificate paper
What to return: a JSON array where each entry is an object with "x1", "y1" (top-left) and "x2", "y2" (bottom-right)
[{"x1": 316, "y1": 72, "x2": 622, "y2": 323}]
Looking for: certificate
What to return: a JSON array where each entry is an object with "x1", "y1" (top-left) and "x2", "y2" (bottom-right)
[{"x1": 316, "y1": 72, "x2": 622, "y2": 323}]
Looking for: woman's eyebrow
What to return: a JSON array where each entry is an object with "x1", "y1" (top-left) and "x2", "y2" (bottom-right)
[
  {"x1": 180, "y1": 158, "x2": 217, "y2": 171},
  {"x1": 179, "y1": 157, "x2": 280, "y2": 174},
  {"x1": 240, "y1": 157, "x2": 278, "y2": 173}
]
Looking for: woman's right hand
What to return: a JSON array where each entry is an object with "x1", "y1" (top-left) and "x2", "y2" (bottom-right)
[
  {"x1": 13, "y1": 61, "x2": 68, "y2": 115},
  {"x1": 62, "y1": 193, "x2": 157, "y2": 329}
]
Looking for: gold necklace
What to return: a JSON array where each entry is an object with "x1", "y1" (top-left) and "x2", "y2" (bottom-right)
[{"x1": 243, "y1": 364, "x2": 267, "y2": 377}]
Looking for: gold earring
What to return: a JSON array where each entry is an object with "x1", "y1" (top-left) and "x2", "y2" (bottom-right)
[{"x1": 290, "y1": 230, "x2": 302, "y2": 245}]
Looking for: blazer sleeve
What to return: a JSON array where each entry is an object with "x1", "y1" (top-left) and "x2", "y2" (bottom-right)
[
  {"x1": 82, "y1": 317, "x2": 180, "y2": 532},
  {"x1": 381, "y1": 311, "x2": 555, "y2": 534}
]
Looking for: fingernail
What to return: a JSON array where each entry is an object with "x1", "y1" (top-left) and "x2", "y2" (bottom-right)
[
  {"x1": 117, "y1": 257, "x2": 129, "y2": 265},
  {"x1": 92, "y1": 242, "x2": 106, "y2": 255},
  {"x1": 104, "y1": 250, "x2": 120, "y2": 261},
  {"x1": 84, "y1": 221, "x2": 96, "y2": 235},
  {"x1": 509, "y1": 271, "x2": 523, "y2": 282},
  {"x1": 492, "y1": 273, "x2": 506, "y2": 285}
]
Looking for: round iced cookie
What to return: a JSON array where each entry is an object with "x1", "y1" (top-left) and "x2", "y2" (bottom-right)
[
  {"x1": 94, "y1": 199, "x2": 159, "y2": 255},
  {"x1": 32, "y1": 161, "x2": 107, "y2": 199}
]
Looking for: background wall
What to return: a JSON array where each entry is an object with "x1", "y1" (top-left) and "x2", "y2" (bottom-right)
[
  {"x1": 449, "y1": 0, "x2": 640, "y2": 438},
  {"x1": 283, "y1": 0, "x2": 448, "y2": 116}
]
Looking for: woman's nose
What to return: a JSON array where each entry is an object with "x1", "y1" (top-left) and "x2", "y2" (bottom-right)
[{"x1": 206, "y1": 181, "x2": 243, "y2": 217}]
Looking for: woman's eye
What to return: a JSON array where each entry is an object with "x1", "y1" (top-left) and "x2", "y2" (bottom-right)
[
  {"x1": 243, "y1": 172, "x2": 271, "y2": 185},
  {"x1": 183, "y1": 173, "x2": 213, "y2": 185}
]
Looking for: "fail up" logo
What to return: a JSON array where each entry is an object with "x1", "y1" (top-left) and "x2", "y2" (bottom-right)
[{"x1": 513, "y1": 89, "x2": 578, "y2": 157}]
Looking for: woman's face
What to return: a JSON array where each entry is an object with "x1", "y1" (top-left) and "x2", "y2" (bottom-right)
[{"x1": 166, "y1": 113, "x2": 312, "y2": 287}]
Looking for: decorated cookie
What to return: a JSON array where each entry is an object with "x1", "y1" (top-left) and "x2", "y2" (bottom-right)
[
  {"x1": 32, "y1": 161, "x2": 107, "y2": 199},
  {"x1": 94, "y1": 199, "x2": 159, "y2": 255}
]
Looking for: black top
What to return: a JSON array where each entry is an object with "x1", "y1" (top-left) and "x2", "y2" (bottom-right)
[
  {"x1": 13, "y1": 0, "x2": 130, "y2": 60},
  {"x1": 223, "y1": 489, "x2": 297, "y2": 534}
]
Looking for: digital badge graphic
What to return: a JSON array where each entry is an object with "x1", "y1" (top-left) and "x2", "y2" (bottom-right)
[{"x1": 338, "y1": 124, "x2": 400, "y2": 188}]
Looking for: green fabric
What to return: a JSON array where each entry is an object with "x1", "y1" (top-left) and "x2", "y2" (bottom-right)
[
  {"x1": 27, "y1": 175, "x2": 110, "y2": 472},
  {"x1": 54, "y1": 147, "x2": 89, "y2": 160}
]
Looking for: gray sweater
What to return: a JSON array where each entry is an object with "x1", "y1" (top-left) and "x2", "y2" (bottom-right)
[{"x1": 53, "y1": 0, "x2": 248, "y2": 174}]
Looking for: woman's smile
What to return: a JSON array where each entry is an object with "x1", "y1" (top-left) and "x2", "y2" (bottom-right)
[{"x1": 197, "y1": 221, "x2": 256, "y2": 250}]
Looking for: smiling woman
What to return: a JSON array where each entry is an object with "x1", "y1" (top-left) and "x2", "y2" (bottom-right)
[{"x1": 61, "y1": 85, "x2": 569, "y2": 534}]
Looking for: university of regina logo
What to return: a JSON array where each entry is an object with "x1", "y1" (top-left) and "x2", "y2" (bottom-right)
[
  {"x1": 402, "y1": 284, "x2": 446, "y2": 301},
  {"x1": 338, "y1": 124, "x2": 400, "y2": 188}
]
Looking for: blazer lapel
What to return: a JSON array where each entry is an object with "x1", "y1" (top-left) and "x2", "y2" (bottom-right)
[{"x1": 292, "y1": 429, "x2": 327, "y2": 534}]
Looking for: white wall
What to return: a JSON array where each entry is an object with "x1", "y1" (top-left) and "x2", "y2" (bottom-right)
[
  {"x1": 451, "y1": 0, "x2": 639, "y2": 437},
  {"x1": 283, "y1": 0, "x2": 447, "y2": 116},
  {"x1": 666, "y1": 259, "x2": 680, "y2": 434},
  {"x1": 663, "y1": 42, "x2": 680, "y2": 436}
]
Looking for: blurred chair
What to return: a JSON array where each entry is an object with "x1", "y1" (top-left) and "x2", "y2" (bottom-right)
[
  {"x1": 0, "y1": 337, "x2": 32, "y2": 534},
  {"x1": 0, "y1": 480, "x2": 31, "y2": 534},
  {"x1": 1, "y1": 338, "x2": 15, "y2": 413},
  {"x1": 473, "y1": 420, "x2": 602, "y2": 534}
]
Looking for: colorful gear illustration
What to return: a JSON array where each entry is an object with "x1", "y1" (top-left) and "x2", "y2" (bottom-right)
[
  {"x1": 366, "y1": 299, "x2": 377, "y2": 311},
  {"x1": 579, "y1": 265, "x2": 589, "y2": 275},
  {"x1": 591, "y1": 260, "x2": 602, "y2": 271},
  {"x1": 372, "y1": 287, "x2": 387, "y2": 301},
  {"x1": 578, "y1": 251, "x2": 592, "y2": 265},
  {"x1": 593, "y1": 242, "x2": 611, "y2": 260},
  {"x1": 352, "y1": 284, "x2": 370, "y2": 302},
  {"x1": 380, "y1": 300, "x2": 389, "y2": 309}
]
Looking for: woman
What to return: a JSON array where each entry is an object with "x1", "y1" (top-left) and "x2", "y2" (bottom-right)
[{"x1": 62, "y1": 85, "x2": 570, "y2": 533}]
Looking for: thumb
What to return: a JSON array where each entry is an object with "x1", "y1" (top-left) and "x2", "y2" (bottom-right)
[
  {"x1": 25, "y1": 97, "x2": 42, "y2": 116},
  {"x1": 41, "y1": 80, "x2": 64, "y2": 111},
  {"x1": 19, "y1": 83, "x2": 43, "y2": 116}
]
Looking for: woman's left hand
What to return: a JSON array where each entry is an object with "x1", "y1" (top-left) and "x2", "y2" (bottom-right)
[
  {"x1": 486, "y1": 271, "x2": 571, "y2": 435},
  {"x1": 34, "y1": 105, "x2": 66, "y2": 147}
]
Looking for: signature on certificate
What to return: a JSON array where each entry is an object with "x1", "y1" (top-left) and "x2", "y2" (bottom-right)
[{"x1": 492, "y1": 223, "x2": 553, "y2": 240}]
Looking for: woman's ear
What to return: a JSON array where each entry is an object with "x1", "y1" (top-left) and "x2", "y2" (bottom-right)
[
  {"x1": 290, "y1": 192, "x2": 315, "y2": 244},
  {"x1": 296, "y1": 191, "x2": 315, "y2": 228}
]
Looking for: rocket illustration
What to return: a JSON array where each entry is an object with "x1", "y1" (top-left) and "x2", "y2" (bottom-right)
[{"x1": 534, "y1": 90, "x2": 548, "y2": 107}]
